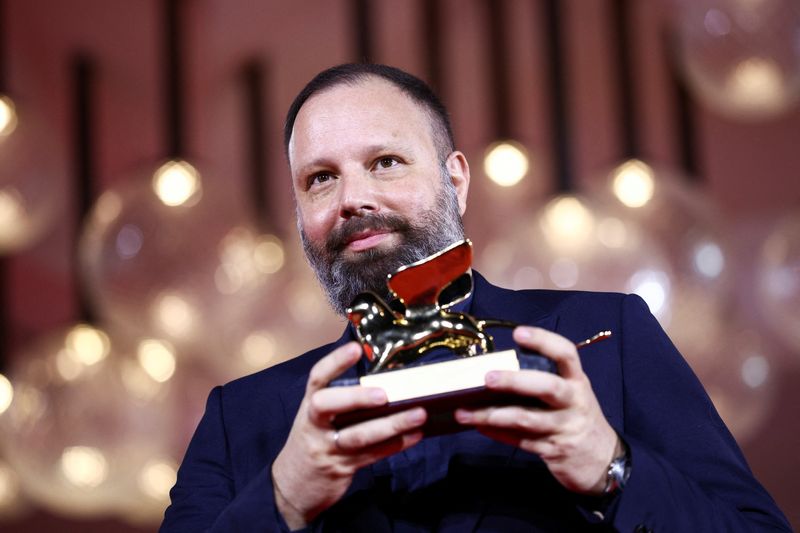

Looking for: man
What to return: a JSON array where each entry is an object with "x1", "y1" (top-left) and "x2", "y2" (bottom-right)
[{"x1": 161, "y1": 64, "x2": 790, "y2": 532}]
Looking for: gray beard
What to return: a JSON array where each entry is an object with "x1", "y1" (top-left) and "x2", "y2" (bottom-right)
[{"x1": 301, "y1": 182, "x2": 465, "y2": 316}]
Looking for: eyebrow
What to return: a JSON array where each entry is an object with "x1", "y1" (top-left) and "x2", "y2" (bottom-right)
[{"x1": 295, "y1": 143, "x2": 417, "y2": 177}]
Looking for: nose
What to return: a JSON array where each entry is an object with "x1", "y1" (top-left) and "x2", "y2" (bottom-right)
[{"x1": 337, "y1": 170, "x2": 378, "y2": 220}]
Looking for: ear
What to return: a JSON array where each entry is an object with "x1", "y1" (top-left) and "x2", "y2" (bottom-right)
[{"x1": 444, "y1": 151, "x2": 470, "y2": 216}]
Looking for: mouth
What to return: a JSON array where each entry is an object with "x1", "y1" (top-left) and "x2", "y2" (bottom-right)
[{"x1": 344, "y1": 229, "x2": 393, "y2": 252}]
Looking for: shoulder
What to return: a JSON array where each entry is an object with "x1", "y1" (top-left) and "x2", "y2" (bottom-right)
[{"x1": 473, "y1": 270, "x2": 636, "y2": 321}]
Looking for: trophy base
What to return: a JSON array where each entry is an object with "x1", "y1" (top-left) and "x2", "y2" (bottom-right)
[{"x1": 330, "y1": 349, "x2": 557, "y2": 437}]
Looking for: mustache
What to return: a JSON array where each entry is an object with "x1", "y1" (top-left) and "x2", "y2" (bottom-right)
[{"x1": 326, "y1": 213, "x2": 412, "y2": 254}]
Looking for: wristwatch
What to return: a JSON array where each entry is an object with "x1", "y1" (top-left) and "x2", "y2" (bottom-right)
[{"x1": 602, "y1": 439, "x2": 631, "y2": 495}]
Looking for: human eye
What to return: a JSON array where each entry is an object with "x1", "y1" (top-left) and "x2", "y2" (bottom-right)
[
  {"x1": 307, "y1": 172, "x2": 336, "y2": 188},
  {"x1": 373, "y1": 156, "x2": 402, "y2": 170}
]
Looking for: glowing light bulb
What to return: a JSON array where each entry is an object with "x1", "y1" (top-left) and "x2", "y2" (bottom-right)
[
  {"x1": 60, "y1": 446, "x2": 108, "y2": 488},
  {"x1": 483, "y1": 141, "x2": 529, "y2": 187},
  {"x1": 597, "y1": 217, "x2": 629, "y2": 249},
  {"x1": 0, "y1": 189, "x2": 25, "y2": 235},
  {"x1": 0, "y1": 373, "x2": 13, "y2": 415},
  {"x1": 0, "y1": 95, "x2": 19, "y2": 137},
  {"x1": 539, "y1": 195, "x2": 595, "y2": 250},
  {"x1": 152, "y1": 159, "x2": 202, "y2": 207},
  {"x1": 612, "y1": 159, "x2": 655, "y2": 208},
  {"x1": 138, "y1": 460, "x2": 177, "y2": 500},
  {"x1": 65, "y1": 324, "x2": 111, "y2": 366},
  {"x1": 693, "y1": 241, "x2": 725, "y2": 279},
  {"x1": 240, "y1": 330, "x2": 277, "y2": 368},
  {"x1": 627, "y1": 269, "x2": 671, "y2": 315},
  {"x1": 137, "y1": 339, "x2": 177, "y2": 383},
  {"x1": 254, "y1": 235, "x2": 285, "y2": 274},
  {"x1": 726, "y1": 57, "x2": 787, "y2": 111},
  {"x1": 153, "y1": 292, "x2": 196, "y2": 337}
]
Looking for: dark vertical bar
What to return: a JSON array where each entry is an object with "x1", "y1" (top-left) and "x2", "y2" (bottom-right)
[
  {"x1": 422, "y1": 0, "x2": 442, "y2": 92},
  {"x1": 487, "y1": 0, "x2": 511, "y2": 138},
  {"x1": 0, "y1": 0, "x2": 6, "y2": 371},
  {"x1": 0, "y1": 0, "x2": 6, "y2": 92},
  {"x1": 242, "y1": 59, "x2": 272, "y2": 233},
  {"x1": 73, "y1": 54, "x2": 97, "y2": 324},
  {"x1": 611, "y1": 0, "x2": 639, "y2": 158},
  {"x1": 0, "y1": 257, "x2": 7, "y2": 373},
  {"x1": 353, "y1": 0, "x2": 372, "y2": 63},
  {"x1": 542, "y1": 0, "x2": 574, "y2": 192},
  {"x1": 164, "y1": 0, "x2": 184, "y2": 157},
  {"x1": 665, "y1": 32, "x2": 701, "y2": 181}
]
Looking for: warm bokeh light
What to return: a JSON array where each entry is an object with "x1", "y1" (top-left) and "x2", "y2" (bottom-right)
[
  {"x1": 539, "y1": 195, "x2": 595, "y2": 250},
  {"x1": 611, "y1": 159, "x2": 655, "y2": 208},
  {"x1": 93, "y1": 191, "x2": 123, "y2": 226},
  {"x1": 597, "y1": 217, "x2": 630, "y2": 249},
  {"x1": 483, "y1": 140, "x2": 529, "y2": 187},
  {"x1": 0, "y1": 188, "x2": 25, "y2": 236},
  {"x1": 152, "y1": 292, "x2": 196, "y2": 338},
  {"x1": 0, "y1": 373, "x2": 13, "y2": 415},
  {"x1": 60, "y1": 446, "x2": 108, "y2": 488},
  {"x1": 0, "y1": 95, "x2": 19, "y2": 137},
  {"x1": 215, "y1": 229, "x2": 285, "y2": 294},
  {"x1": 240, "y1": 330, "x2": 277, "y2": 368},
  {"x1": 136, "y1": 339, "x2": 177, "y2": 383},
  {"x1": 152, "y1": 159, "x2": 202, "y2": 207},
  {"x1": 137, "y1": 460, "x2": 177, "y2": 501},
  {"x1": 0, "y1": 460, "x2": 22, "y2": 512},
  {"x1": 65, "y1": 325, "x2": 111, "y2": 366},
  {"x1": 726, "y1": 57, "x2": 787, "y2": 114},
  {"x1": 254, "y1": 235, "x2": 285, "y2": 274}
]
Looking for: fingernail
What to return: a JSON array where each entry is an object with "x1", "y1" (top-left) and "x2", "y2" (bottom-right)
[
  {"x1": 370, "y1": 389, "x2": 387, "y2": 404},
  {"x1": 407, "y1": 408, "x2": 426, "y2": 425},
  {"x1": 485, "y1": 371, "x2": 499, "y2": 386},
  {"x1": 454, "y1": 409, "x2": 472, "y2": 423},
  {"x1": 515, "y1": 327, "x2": 533, "y2": 341}
]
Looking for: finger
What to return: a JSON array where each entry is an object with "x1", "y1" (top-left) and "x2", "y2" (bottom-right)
[
  {"x1": 477, "y1": 427, "x2": 557, "y2": 457},
  {"x1": 348, "y1": 430, "x2": 425, "y2": 470},
  {"x1": 514, "y1": 327, "x2": 583, "y2": 379},
  {"x1": 483, "y1": 369, "x2": 573, "y2": 408},
  {"x1": 333, "y1": 407, "x2": 426, "y2": 453},
  {"x1": 455, "y1": 405, "x2": 558, "y2": 434},
  {"x1": 306, "y1": 342, "x2": 362, "y2": 394},
  {"x1": 308, "y1": 385, "x2": 387, "y2": 421}
]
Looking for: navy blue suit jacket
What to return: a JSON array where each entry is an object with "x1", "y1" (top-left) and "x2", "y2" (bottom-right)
[{"x1": 161, "y1": 272, "x2": 790, "y2": 532}]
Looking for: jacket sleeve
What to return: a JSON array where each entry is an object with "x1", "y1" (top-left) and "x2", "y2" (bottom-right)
[
  {"x1": 606, "y1": 294, "x2": 791, "y2": 532},
  {"x1": 159, "y1": 386, "x2": 301, "y2": 533}
]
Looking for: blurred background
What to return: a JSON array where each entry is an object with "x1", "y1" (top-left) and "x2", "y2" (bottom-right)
[{"x1": 0, "y1": 0, "x2": 798, "y2": 530}]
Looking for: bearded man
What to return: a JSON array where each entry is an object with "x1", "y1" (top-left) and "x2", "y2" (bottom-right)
[{"x1": 161, "y1": 64, "x2": 790, "y2": 532}]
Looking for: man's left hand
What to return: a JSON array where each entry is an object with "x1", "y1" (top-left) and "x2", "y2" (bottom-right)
[{"x1": 454, "y1": 326, "x2": 621, "y2": 496}]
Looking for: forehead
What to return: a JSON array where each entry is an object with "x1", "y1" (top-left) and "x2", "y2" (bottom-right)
[{"x1": 288, "y1": 77, "x2": 437, "y2": 169}]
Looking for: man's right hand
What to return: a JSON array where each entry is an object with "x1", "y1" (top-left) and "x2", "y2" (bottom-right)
[{"x1": 271, "y1": 341, "x2": 427, "y2": 529}]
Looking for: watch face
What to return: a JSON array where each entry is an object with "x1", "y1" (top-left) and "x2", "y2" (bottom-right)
[{"x1": 604, "y1": 445, "x2": 631, "y2": 494}]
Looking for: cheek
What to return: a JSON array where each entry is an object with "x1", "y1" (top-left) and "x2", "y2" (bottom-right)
[{"x1": 297, "y1": 205, "x2": 332, "y2": 243}]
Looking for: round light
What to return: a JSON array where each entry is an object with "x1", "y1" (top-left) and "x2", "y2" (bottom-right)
[
  {"x1": 152, "y1": 159, "x2": 202, "y2": 207},
  {"x1": 137, "y1": 460, "x2": 177, "y2": 501},
  {"x1": 0, "y1": 373, "x2": 13, "y2": 415},
  {"x1": 483, "y1": 140, "x2": 529, "y2": 187},
  {"x1": 152, "y1": 292, "x2": 196, "y2": 338},
  {"x1": 0, "y1": 95, "x2": 19, "y2": 137},
  {"x1": 539, "y1": 195, "x2": 596, "y2": 250},
  {"x1": 240, "y1": 331, "x2": 277, "y2": 369},
  {"x1": 137, "y1": 339, "x2": 177, "y2": 383},
  {"x1": 65, "y1": 325, "x2": 111, "y2": 366},
  {"x1": 611, "y1": 159, "x2": 655, "y2": 208},
  {"x1": 60, "y1": 446, "x2": 108, "y2": 489}
]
